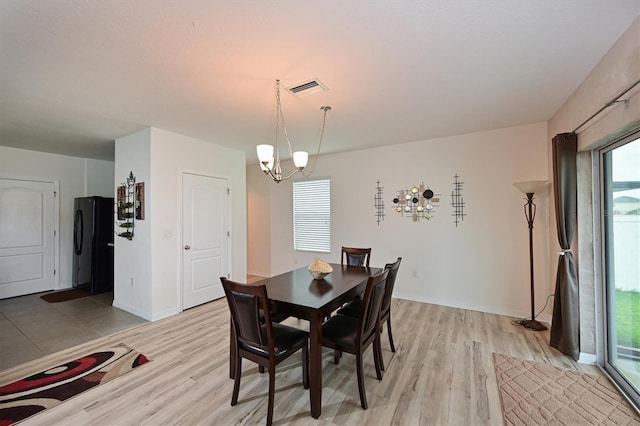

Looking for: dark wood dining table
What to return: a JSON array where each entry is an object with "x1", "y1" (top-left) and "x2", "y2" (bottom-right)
[{"x1": 229, "y1": 263, "x2": 381, "y2": 419}]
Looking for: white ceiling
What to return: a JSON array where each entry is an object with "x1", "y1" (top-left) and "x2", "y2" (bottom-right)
[{"x1": 1, "y1": 1, "x2": 638, "y2": 163}]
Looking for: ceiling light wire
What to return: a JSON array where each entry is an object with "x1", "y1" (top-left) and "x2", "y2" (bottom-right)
[{"x1": 257, "y1": 80, "x2": 330, "y2": 183}]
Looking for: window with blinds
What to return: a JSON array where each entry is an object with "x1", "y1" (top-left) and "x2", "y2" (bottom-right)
[{"x1": 293, "y1": 178, "x2": 330, "y2": 253}]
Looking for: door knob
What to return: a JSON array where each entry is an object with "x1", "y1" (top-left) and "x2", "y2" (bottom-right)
[{"x1": 184, "y1": 245, "x2": 191, "y2": 250}]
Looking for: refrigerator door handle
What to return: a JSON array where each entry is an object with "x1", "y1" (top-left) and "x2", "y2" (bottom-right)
[{"x1": 74, "y1": 209, "x2": 83, "y2": 255}]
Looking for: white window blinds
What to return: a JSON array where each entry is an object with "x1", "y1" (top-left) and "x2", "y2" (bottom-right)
[{"x1": 293, "y1": 178, "x2": 330, "y2": 253}]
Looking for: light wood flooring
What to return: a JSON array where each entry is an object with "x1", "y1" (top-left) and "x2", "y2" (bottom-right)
[{"x1": 0, "y1": 295, "x2": 601, "y2": 425}]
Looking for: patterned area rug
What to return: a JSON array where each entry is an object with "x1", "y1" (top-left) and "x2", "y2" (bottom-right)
[
  {"x1": 494, "y1": 353, "x2": 640, "y2": 425},
  {"x1": 0, "y1": 343, "x2": 150, "y2": 425}
]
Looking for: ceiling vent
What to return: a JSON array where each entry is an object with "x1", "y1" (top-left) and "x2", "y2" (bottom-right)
[{"x1": 287, "y1": 79, "x2": 328, "y2": 97}]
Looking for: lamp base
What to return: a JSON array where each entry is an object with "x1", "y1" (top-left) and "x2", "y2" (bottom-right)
[{"x1": 519, "y1": 319, "x2": 548, "y2": 331}]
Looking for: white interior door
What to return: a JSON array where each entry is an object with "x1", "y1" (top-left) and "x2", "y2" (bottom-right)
[
  {"x1": 182, "y1": 173, "x2": 228, "y2": 309},
  {"x1": 0, "y1": 179, "x2": 55, "y2": 299}
]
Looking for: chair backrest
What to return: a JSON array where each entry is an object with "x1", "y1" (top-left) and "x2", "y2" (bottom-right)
[
  {"x1": 221, "y1": 277, "x2": 273, "y2": 356},
  {"x1": 380, "y1": 257, "x2": 402, "y2": 316},
  {"x1": 358, "y1": 269, "x2": 389, "y2": 342},
  {"x1": 341, "y1": 246, "x2": 371, "y2": 267}
]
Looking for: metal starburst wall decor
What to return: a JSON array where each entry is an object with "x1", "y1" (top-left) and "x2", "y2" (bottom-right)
[{"x1": 392, "y1": 182, "x2": 439, "y2": 222}]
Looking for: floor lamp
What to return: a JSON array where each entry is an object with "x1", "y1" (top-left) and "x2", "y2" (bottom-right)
[{"x1": 513, "y1": 180, "x2": 549, "y2": 331}]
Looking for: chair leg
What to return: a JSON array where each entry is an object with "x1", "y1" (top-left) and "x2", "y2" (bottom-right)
[
  {"x1": 302, "y1": 343, "x2": 309, "y2": 389},
  {"x1": 231, "y1": 356, "x2": 242, "y2": 406},
  {"x1": 373, "y1": 338, "x2": 383, "y2": 380},
  {"x1": 375, "y1": 334, "x2": 385, "y2": 375},
  {"x1": 259, "y1": 365, "x2": 265, "y2": 374},
  {"x1": 334, "y1": 349, "x2": 343, "y2": 365},
  {"x1": 229, "y1": 323, "x2": 236, "y2": 379},
  {"x1": 356, "y1": 353, "x2": 368, "y2": 409},
  {"x1": 387, "y1": 317, "x2": 396, "y2": 353},
  {"x1": 267, "y1": 364, "x2": 276, "y2": 426}
]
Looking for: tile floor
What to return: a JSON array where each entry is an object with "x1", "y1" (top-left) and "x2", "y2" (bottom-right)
[{"x1": 0, "y1": 290, "x2": 147, "y2": 371}]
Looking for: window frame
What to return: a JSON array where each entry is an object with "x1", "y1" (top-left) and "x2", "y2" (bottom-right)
[{"x1": 594, "y1": 129, "x2": 640, "y2": 410}]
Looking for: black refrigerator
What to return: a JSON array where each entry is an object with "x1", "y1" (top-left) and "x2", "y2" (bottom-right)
[{"x1": 72, "y1": 196, "x2": 114, "y2": 294}]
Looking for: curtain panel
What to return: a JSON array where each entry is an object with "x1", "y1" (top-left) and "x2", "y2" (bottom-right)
[{"x1": 549, "y1": 132, "x2": 580, "y2": 360}]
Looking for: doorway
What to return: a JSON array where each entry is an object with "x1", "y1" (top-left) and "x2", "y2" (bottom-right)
[
  {"x1": 182, "y1": 173, "x2": 229, "y2": 309},
  {"x1": 598, "y1": 132, "x2": 640, "y2": 408}
]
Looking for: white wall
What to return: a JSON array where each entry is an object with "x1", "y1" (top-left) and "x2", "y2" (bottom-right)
[
  {"x1": 114, "y1": 127, "x2": 247, "y2": 321},
  {"x1": 548, "y1": 17, "x2": 640, "y2": 355},
  {"x1": 0, "y1": 146, "x2": 114, "y2": 290},
  {"x1": 114, "y1": 129, "x2": 152, "y2": 318},
  {"x1": 248, "y1": 122, "x2": 550, "y2": 320},
  {"x1": 550, "y1": 18, "x2": 640, "y2": 152},
  {"x1": 150, "y1": 128, "x2": 247, "y2": 319},
  {"x1": 86, "y1": 158, "x2": 116, "y2": 196},
  {"x1": 247, "y1": 167, "x2": 272, "y2": 277}
]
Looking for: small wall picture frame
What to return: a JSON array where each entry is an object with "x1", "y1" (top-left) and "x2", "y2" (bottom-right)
[
  {"x1": 135, "y1": 182, "x2": 145, "y2": 220},
  {"x1": 117, "y1": 185, "x2": 126, "y2": 220}
]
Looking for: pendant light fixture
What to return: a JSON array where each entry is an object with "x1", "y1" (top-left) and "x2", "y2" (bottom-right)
[{"x1": 257, "y1": 80, "x2": 331, "y2": 183}]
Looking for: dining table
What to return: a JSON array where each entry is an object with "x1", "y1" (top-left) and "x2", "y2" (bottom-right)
[{"x1": 229, "y1": 263, "x2": 382, "y2": 419}]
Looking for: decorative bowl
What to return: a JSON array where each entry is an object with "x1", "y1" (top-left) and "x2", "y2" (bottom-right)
[
  {"x1": 308, "y1": 258, "x2": 333, "y2": 280},
  {"x1": 309, "y1": 269, "x2": 330, "y2": 280},
  {"x1": 309, "y1": 268, "x2": 332, "y2": 280}
]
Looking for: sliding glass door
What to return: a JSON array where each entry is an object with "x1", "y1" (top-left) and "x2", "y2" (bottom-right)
[{"x1": 599, "y1": 132, "x2": 640, "y2": 408}]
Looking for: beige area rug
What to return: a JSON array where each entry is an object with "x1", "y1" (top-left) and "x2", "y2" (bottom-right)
[{"x1": 493, "y1": 353, "x2": 640, "y2": 425}]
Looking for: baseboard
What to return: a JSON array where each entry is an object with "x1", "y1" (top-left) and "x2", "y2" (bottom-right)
[
  {"x1": 112, "y1": 299, "x2": 152, "y2": 321},
  {"x1": 113, "y1": 299, "x2": 181, "y2": 322},
  {"x1": 392, "y1": 292, "x2": 552, "y2": 324},
  {"x1": 578, "y1": 352, "x2": 597, "y2": 365},
  {"x1": 150, "y1": 307, "x2": 181, "y2": 322}
]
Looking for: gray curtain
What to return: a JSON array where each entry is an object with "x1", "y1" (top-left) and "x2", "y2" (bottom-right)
[{"x1": 550, "y1": 132, "x2": 580, "y2": 360}]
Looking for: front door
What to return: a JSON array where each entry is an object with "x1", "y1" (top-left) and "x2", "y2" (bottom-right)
[
  {"x1": 0, "y1": 179, "x2": 56, "y2": 298},
  {"x1": 182, "y1": 173, "x2": 228, "y2": 309}
]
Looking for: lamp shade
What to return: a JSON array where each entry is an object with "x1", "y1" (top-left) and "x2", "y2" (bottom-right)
[
  {"x1": 293, "y1": 151, "x2": 308, "y2": 168},
  {"x1": 513, "y1": 180, "x2": 548, "y2": 194},
  {"x1": 257, "y1": 144, "x2": 274, "y2": 164}
]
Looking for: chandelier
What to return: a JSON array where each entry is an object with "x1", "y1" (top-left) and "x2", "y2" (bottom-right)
[{"x1": 256, "y1": 80, "x2": 331, "y2": 183}]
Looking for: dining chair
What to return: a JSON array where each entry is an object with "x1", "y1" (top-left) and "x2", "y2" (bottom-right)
[
  {"x1": 221, "y1": 277, "x2": 309, "y2": 426},
  {"x1": 341, "y1": 246, "x2": 371, "y2": 267},
  {"x1": 320, "y1": 268, "x2": 389, "y2": 409},
  {"x1": 229, "y1": 309, "x2": 289, "y2": 378},
  {"x1": 338, "y1": 257, "x2": 402, "y2": 372}
]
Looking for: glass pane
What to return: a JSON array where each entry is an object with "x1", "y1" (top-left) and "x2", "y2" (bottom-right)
[
  {"x1": 293, "y1": 179, "x2": 331, "y2": 253},
  {"x1": 603, "y1": 136, "x2": 640, "y2": 398}
]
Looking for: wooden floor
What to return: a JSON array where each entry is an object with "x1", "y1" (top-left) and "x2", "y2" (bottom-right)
[{"x1": 0, "y1": 297, "x2": 600, "y2": 425}]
